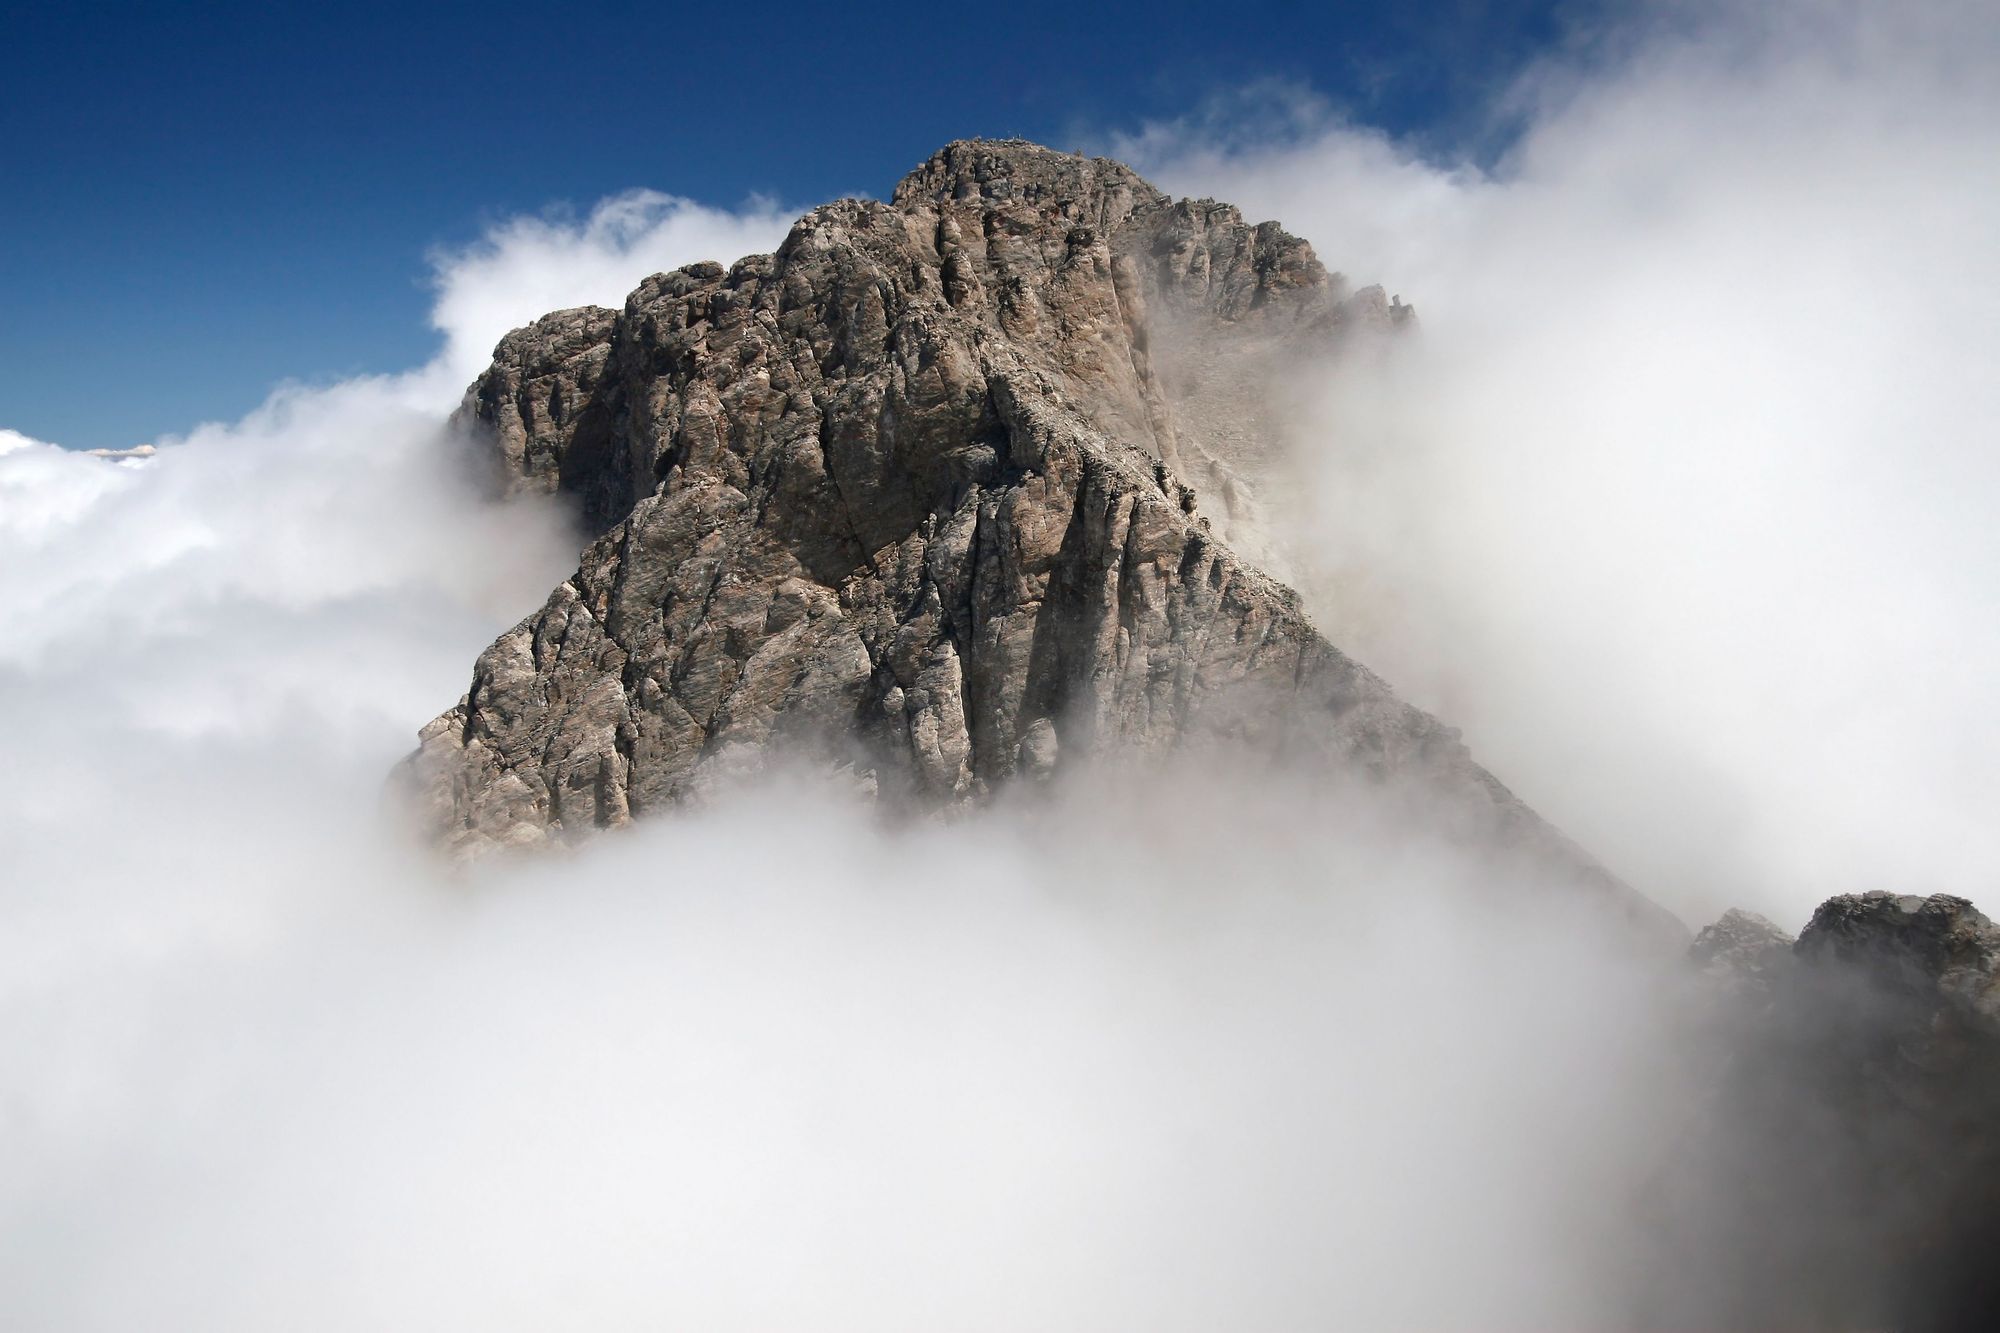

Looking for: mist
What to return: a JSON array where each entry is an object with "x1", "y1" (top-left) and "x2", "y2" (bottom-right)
[
  {"x1": 5, "y1": 1, "x2": 1997, "y2": 1327},
  {"x1": 6, "y1": 756, "x2": 1690, "y2": 1329},
  {"x1": 1120, "y1": 0, "x2": 2000, "y2": 925}
]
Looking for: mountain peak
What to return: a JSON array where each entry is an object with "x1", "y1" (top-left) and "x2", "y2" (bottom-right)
[
  {"x1": 397, "y1": 142, "x2": 1651, "y2": 937},
  {"x1": 890, "y1": 138, "x2": 1165, "y2": 213}
]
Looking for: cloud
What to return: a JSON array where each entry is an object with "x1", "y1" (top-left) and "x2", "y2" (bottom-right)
[
  {"x1": 0, "y1": 427, "x2": 55, "y2": 454},
  {"x1": 1118, "y1": 0, "x2": 2000, "y2": 924},
  {"x1": 0, "y1": 184, "x2": 796, "y2": 1024},
  {"x1": 0, "y1": 184, "x2": 798, "y2": 723},
  {"x1": 428, "y1": 190, "x2": 798, "y2": 387},
  {"x1": 1, "y1": 757, "x2": 1679, "y2": 1330}
]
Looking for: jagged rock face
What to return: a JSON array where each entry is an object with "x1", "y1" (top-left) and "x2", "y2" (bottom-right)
[
  {"x1": 1655, "y1": 893, "x2": 2000, "y2": 1330},
  {"x1": 1688, "y1": 906, "x2": 1797, "y2": 997},
  {"x1": 402, "y1": 139, "x2": 1651, "y2": 931},
  {"x1": 465, "y1": 143, "x2": 1401, "y2": 549}
]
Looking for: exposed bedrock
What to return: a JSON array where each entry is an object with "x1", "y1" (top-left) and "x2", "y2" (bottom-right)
[{"x1": 399, "y1": 138, "x2": 1660, "y2": 937}]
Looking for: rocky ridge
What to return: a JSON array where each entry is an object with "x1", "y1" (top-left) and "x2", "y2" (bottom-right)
[{"x1": 400, "y1": 139, "x2": 1654, "y2": 933}]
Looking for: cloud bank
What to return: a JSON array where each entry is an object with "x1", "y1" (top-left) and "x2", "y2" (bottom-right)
[{"x1": 1121, "y1": 0, "x2": 2000, "y2": 924}]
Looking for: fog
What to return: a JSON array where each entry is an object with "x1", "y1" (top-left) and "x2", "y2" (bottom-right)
[
  {"x1": 1121, "y1": 0, "x2": 2000, "y2": 925},
  {"x1": 5, "y1": 758, "x2": 1687, "y2": 1328},
  {"x1": 4, "y1": 408, "x2": 1683, "y2": 1325},
  {"x1": 4, "y1": 0, "x2": 1996, "y2": 1326},
  {"x1": 4, "y1": 383, "x2": 1681, "y2": 1324}
]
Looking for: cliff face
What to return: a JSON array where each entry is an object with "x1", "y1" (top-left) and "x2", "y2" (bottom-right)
[{"x1": 400, "y1": 139, "x2": 1652, "y2": 931}]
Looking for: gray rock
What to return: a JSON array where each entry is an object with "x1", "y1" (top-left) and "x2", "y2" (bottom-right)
[
  {"x1": 1795, "y1": 892, "x2": 2000, "y2": 1033},
  {"x1": 1689, "y1": 906, "x2": 1796, "y2": 998},
  {"x1": 399, "y1": 138, "x2": 1663, "y2": 935},
  {"x1": 1653, "y1": 893, "x2": 2000, "y2": 1329}
]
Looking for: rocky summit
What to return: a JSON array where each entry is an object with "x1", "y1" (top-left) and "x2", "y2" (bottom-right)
[{"x1": 397, "y1": 138, "x2": 1653, "y2": 929}]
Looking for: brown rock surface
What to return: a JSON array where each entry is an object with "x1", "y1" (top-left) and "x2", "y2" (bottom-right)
[{"x1": 402, "y1": 138, "x2": 1659, "y2": 935}]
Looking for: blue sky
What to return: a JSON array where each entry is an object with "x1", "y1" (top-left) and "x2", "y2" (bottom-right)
[{"x1": 4, "y1": 0, "x2": 1599, "y2": 449}]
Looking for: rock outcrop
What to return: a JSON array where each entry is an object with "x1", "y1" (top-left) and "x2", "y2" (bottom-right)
[
  {"x1": 399, "y1": 138, "x2": 1656, "y2": 932},
  {"x1": 1688, "y1": 906, "x2": 1797, "y2": 998},
  {"x1": 1651, "y1": 892, "x2": 2000, "y2": 1330}
]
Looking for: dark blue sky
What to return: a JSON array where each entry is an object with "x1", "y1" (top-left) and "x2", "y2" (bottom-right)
[{"x1": 4, "y1": 0, "x2": 1599, "y2": 448}]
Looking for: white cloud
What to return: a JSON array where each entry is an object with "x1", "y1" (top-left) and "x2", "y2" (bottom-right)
[
  {"x1": 1121, "y1": 0, "x2": 2000, "y2": 923},
  {"x1": 0, "y1": 757, "x2": 1677, "y2": 1330},
  {"x1": 0, "y1": 185, "x2": 796, "y2": 1003},
  {"x1": 428, "y1": 190, "x2": 797, "y2": 386},
  {"x1": 0, "y1": 427, "x2": 54, "y2": 454},
  {"x1": 0, "y1": 185, "x2": 797, "y2": 721}
]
